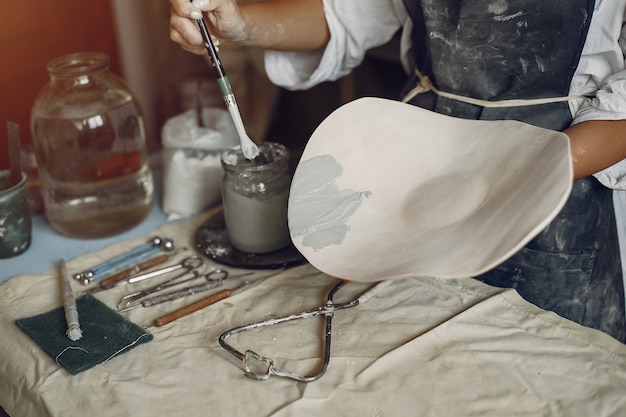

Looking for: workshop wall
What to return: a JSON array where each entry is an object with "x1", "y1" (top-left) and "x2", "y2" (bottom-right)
[
  {"x1": 0, "y1": 1, "x2": 406, "y2": 173},
  {"x1": 265, "y1": 35, "x2": 407, "y2": 165},
  {"x1": 0, "y1": 1, "x2": 121, "y2": 170}
]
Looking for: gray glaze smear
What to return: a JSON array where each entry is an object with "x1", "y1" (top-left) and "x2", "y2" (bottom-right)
[{"x1": 289, "y1": 155, "x2": 371, "y2": 250}]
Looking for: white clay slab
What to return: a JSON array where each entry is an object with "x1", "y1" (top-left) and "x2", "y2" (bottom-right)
[{"x1": 288, "y1": 97, "x2": 572, "y2": 281}]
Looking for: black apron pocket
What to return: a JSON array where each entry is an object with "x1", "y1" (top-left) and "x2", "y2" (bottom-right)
[{"x1": 475, "y1": 247, "x2": 596, "y2": 325}]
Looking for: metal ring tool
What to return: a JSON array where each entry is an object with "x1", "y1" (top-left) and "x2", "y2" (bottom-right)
[
  {"x1": 74, "y1": 237, "x2": 175, "y2": 285},
  {"x1": 124, "y1": 255, "x2": 203, "y2": 284},
  {"x1": 218, "y1": 279, "x2": 392, "y2": 383}
]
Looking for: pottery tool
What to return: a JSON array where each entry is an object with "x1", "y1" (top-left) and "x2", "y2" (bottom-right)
[
  {"x1": 118, "y1": 268, "x2": 232, "y2": 308},
  {"x1": 74, "y1": 236, "x2": 164, "y2": 282},
  {"x1": 88, "y1": 252, "x2": 174, "y2": 294},
  {"x1": 153, "y1": 279, "x2": 256, "y2": 327},
  {"x1": 59, "y1": 259, "x2": 82, "y2": 341},
  {"x1": 7, "y1": 121, "x2": 22, "y2": 188},
  {"x1": 219, "y1": 279, "x2": 392, "y2": 382},
  {"x1": 194, "y1": 15, "x2": 260, "y2": 160},
  {"x1": 118, "y1": 276, "x2": 227, "y2": 313},
  {"x1": 125, "y1": 255, "x2": 203, "y2": 285},
  {"x1": 74, "y1": 237, "x2": 175, "y2": 285}
]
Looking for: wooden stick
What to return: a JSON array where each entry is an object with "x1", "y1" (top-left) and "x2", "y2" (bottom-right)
[{"x1": 154, "y1": 289, "x2": 231, "y2": 327}]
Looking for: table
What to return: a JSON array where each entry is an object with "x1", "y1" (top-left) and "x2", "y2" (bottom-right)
[
  {"x1": 0, "y1": 198, "x2": 169, "y2": 284},
  {"x1": 1, "y1": 208, "x2": 626, "y2": 417}
]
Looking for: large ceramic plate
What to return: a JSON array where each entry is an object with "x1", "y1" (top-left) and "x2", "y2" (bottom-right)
[{"x1": 288, "y1": 97, "x2": 572, "y2": 281}]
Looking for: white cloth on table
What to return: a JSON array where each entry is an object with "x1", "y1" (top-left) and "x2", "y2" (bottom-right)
[{"x1": 1, "y1": 214, "x2": 626, "y2": 416}]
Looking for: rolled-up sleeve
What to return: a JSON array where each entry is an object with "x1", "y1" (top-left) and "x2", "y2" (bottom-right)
[
  {"x1": 264, "y1": 0, "x2": 407, "y2": 90},
  {"x1": 583, "y1": 70, "x2": 626, "y2": 189},
  {"x1": 572, "y1": 5, "x2": 626, "y2": 189}
]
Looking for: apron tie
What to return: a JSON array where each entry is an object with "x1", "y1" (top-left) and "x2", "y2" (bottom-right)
[{"x1": 402, "y1": 68, "x2": 586, "y2": 107}]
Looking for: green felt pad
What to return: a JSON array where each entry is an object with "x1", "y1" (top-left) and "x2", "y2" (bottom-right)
[{"x1": 16, "y1": 293, "x2": 152, "y2": 375}]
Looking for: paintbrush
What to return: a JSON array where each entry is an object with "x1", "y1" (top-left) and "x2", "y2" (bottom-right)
[
  {"x1": 60, "y1": 259, "x2": 83, "y2": 341},
  {"x1": 195, "y1": 16, "x2": 260, "y2": 160},
  {"x1": 7, "y1": 121, "x2": 22, "y2": 187}
]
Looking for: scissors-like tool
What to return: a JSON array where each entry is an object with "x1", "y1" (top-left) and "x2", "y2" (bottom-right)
[
  {"x1": 118, "y1": 268, "x2": 228, "y2": 308},
  {"x1": 218, "y1": 279, "x2": 392, "y2": 383},
  {"x1": 118, "y1": 270, "x2": 255, "y2": 313},
  {"x1": 118, "y1": 278, "x2": 226, "y2": 313}
]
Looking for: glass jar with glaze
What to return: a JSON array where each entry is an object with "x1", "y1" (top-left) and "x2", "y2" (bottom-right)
[
  {"x1": 30, "y1": 52, "x2": 154, "y2": 238},
  {"x1": 221, "y1": 142, "x2": 291, "y2": 253}
]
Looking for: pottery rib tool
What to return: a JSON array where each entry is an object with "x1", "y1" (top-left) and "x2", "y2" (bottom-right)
[
  {"x1": 153, "y1": 279, "x2": 256, "y2": 327},
  {"x1": 7, "y1": 121, "x2": 22, "y2": 187},
  {"x1": 194, "y1": 16, "x2": 260, "y2": 160}
]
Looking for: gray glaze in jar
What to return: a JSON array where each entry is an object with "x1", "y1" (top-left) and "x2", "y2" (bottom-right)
[{"x1": 221, "y1": 142, "x2": 291, "y2": 253}]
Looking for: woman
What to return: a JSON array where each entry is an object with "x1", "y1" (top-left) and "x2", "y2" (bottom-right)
[{"x1": 170, "y1": 0, "x2": 626, "y2": 342}]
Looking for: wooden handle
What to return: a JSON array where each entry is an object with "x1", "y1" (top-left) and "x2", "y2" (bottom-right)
[
  {"x1": 154, "y1": 289, "x2": 231, "y2": 327},
  {"x1": 98, "y1": 254, "x2": 169, "y2": 287}
]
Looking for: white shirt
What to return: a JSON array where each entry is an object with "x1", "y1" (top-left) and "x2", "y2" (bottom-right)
[
  {"x1": 264, "y1": 0, "x2": 626, "y2": 305},
  {"x1": 265, "y1": 0, "x2": 626, "y2": 186}
]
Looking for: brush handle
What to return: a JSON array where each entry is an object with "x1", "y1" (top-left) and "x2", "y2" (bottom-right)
[
  {"x1": 193, "y1": 12, "x2": 259, "y2": 159},
  {"x1": 196, "y1": 18, "x2": 233, "y2": 96}
]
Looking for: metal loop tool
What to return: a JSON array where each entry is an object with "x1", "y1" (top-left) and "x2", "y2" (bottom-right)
[
  {"x1": 125, "y1": 255, "x2": 203, "y2": 285},
  {"x1": 218, "y1": 279, "x2": 392, "y2": 383},
  {"x1": 88, "y1": 247, "x2": 188, "y2": 294},
  {"x1": 74, "y1": 237, "x2": 175, "y2": 285},
  {"x1": 114, "y1": 256, "x2": 205, "y2": 308}
]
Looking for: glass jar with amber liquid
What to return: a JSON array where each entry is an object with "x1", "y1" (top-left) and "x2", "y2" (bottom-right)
[{"x1": 31, "y1": 52, "x2": 154, "y2": 238}]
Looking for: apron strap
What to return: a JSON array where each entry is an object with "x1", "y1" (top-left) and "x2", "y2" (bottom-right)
[{"x1": 402, "y1": 68, "x2": 587, "y2": 107}]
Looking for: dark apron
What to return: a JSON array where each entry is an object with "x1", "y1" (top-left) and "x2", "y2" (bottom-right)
[{"x1": 401, "y1": 0, "x2": 625, "y2": 342}]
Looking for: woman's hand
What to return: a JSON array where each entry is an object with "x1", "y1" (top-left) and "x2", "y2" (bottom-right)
[
  {"x1": 169, "y1": 0, "x2": 330, "y2": 53},
  {"x1": 169, "y1": 0, "x2": 245, "y2": 55}
]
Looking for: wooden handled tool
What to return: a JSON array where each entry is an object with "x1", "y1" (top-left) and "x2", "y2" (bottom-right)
[
  {"x1": 154, "y1": 280, "x2": 254, "y2": 327},
  {"x1": 89, "y1": 254, "x2": 170, "y2": 293}
]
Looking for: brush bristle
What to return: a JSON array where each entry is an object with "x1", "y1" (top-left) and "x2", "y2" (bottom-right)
[{"x1": 67, "y1": 326, "x2": 83, "y2": 342}]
